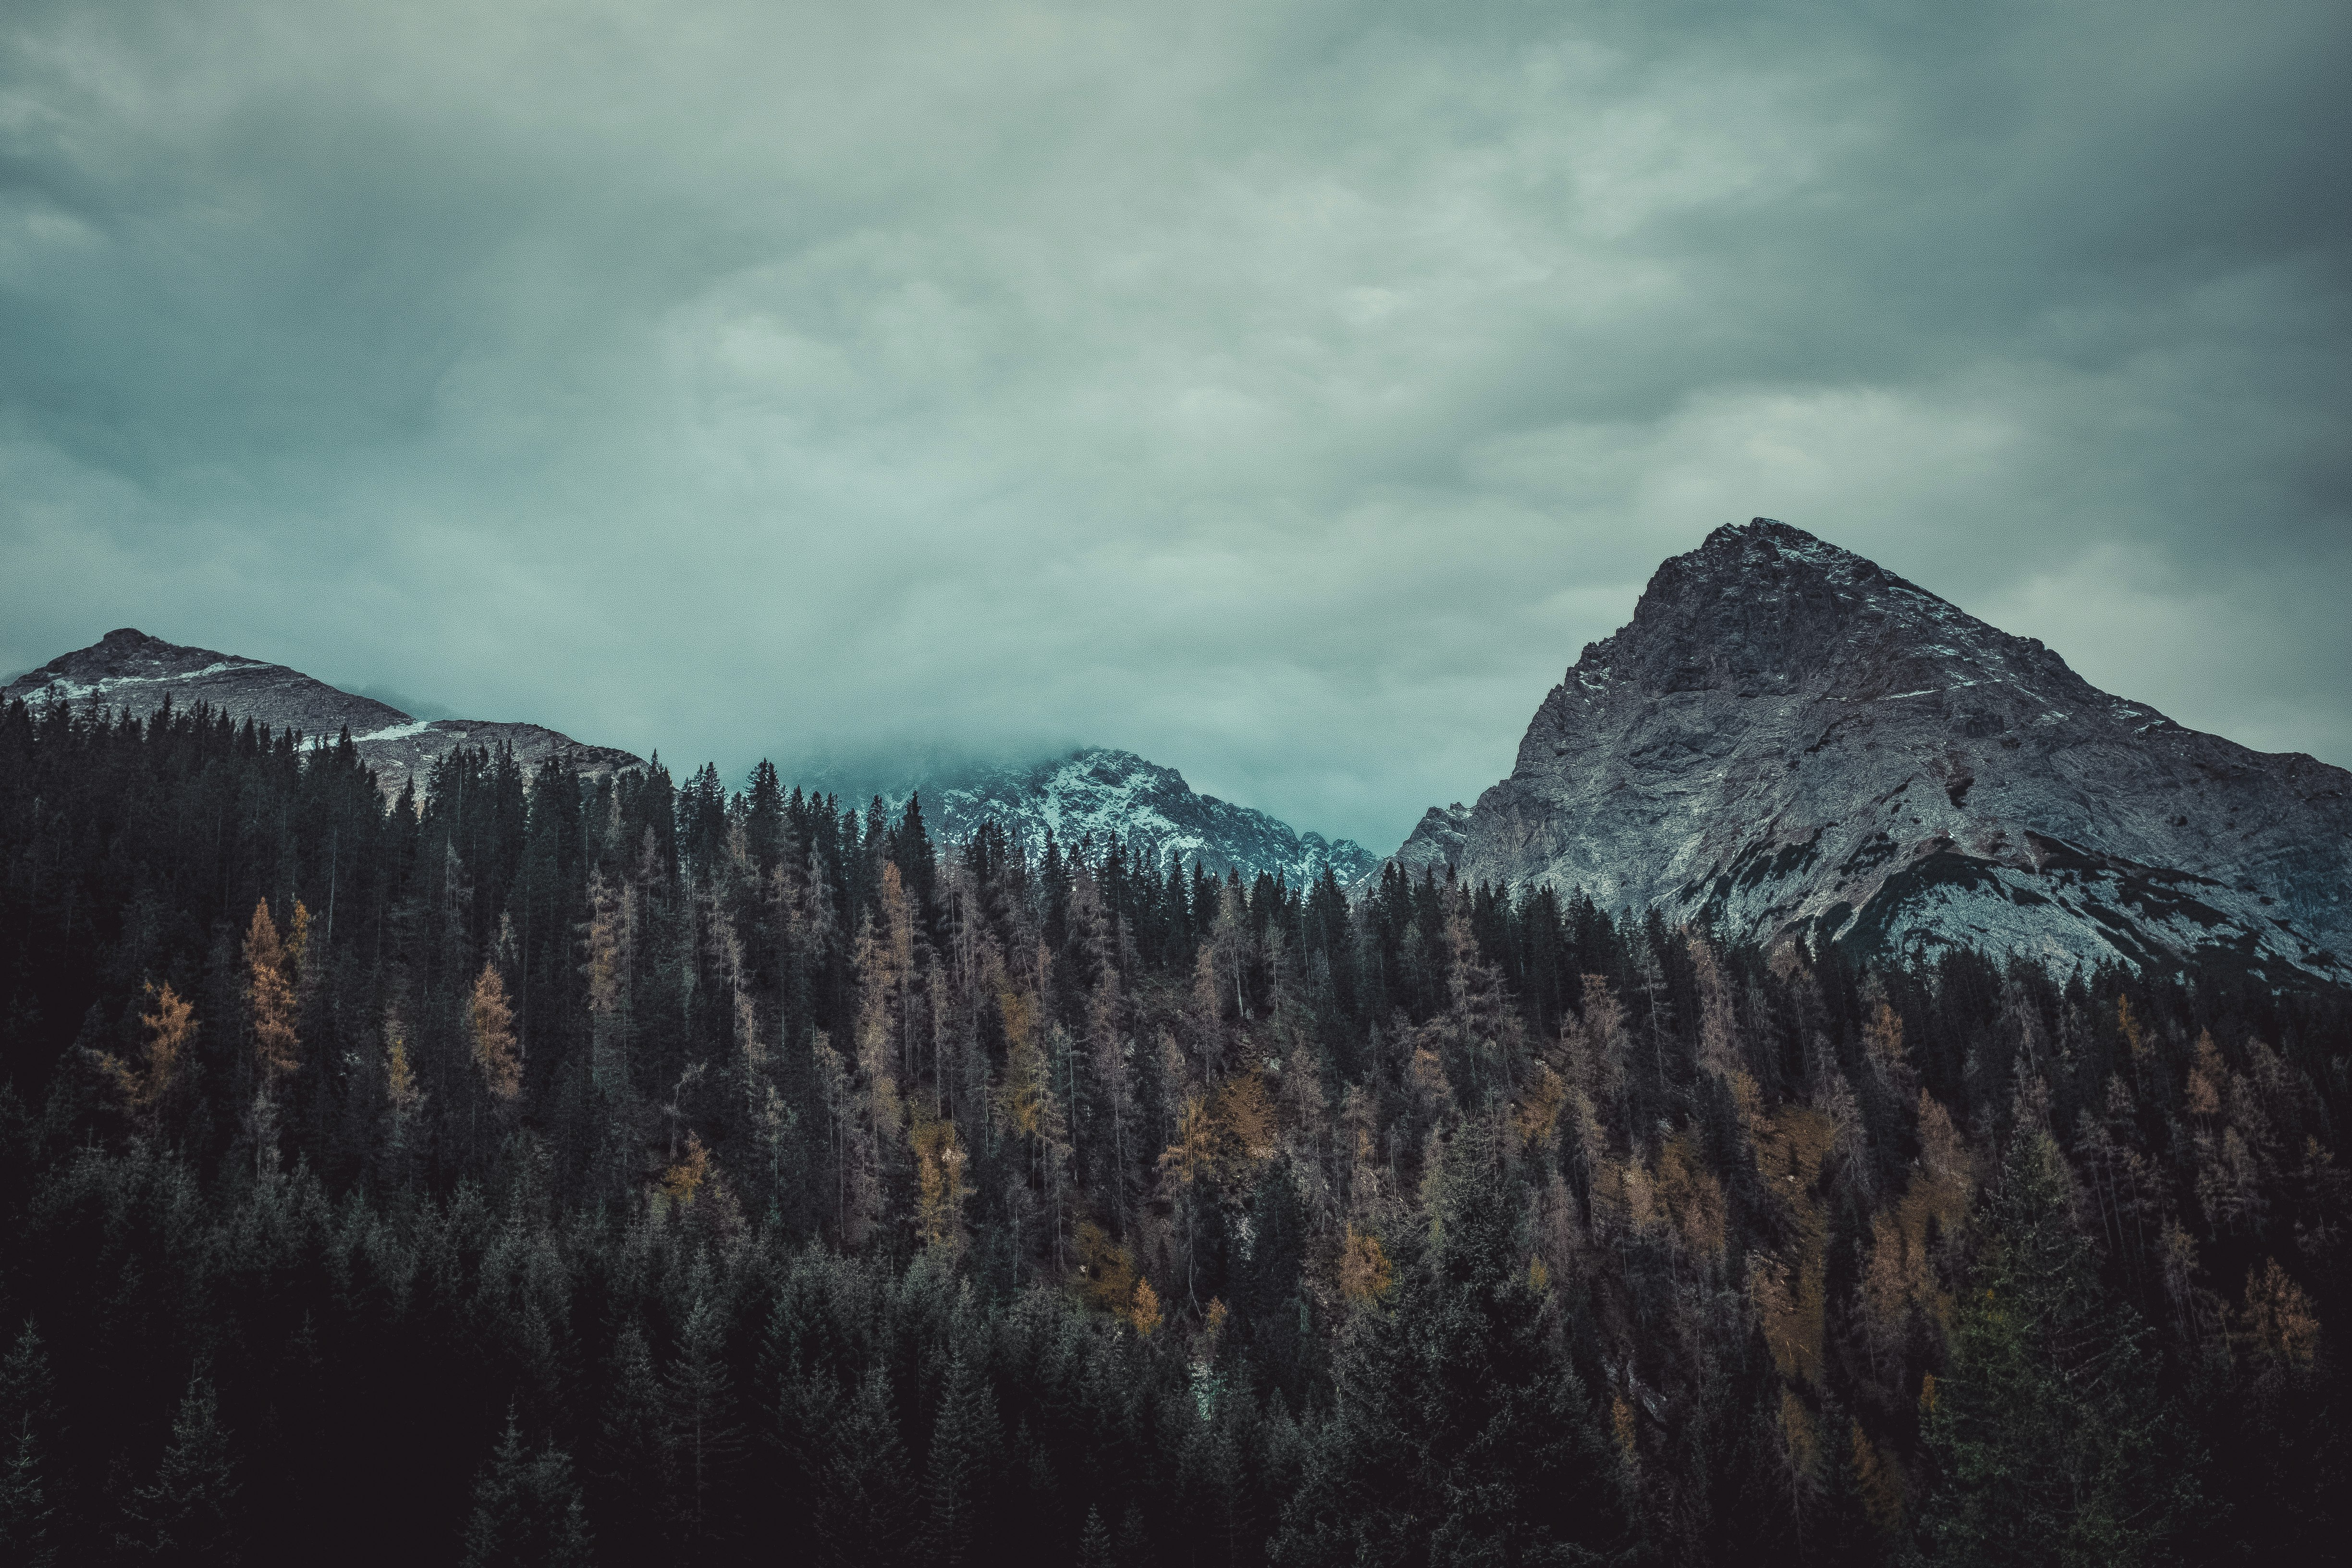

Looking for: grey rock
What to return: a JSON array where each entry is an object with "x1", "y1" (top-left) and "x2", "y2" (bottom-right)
[
  {"x1": 1420, "y1": 519, "x2": 2352, "y2": 984},
  {"x1": 4, "y1": 628, "x2": 644, "y2": 798},
  {"x1": 1387, "y1": 803, "x2": 1472, "y2": 883}
]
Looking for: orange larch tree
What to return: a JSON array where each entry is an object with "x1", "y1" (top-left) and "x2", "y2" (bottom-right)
[
  {"x1": 470, "y1": 961, "x2": 521, "y2": 1102},
  {"x1": 246, "y1": 900, "x2": 302, "y2": 1079}
]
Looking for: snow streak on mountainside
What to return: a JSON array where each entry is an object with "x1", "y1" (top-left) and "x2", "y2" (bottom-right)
[
  {"x1": 821, "y1": 748, "x2": 1383, "y2": 888},
  {"x1": 1412, "y1": 520, "x2": 2352, "y2": 986},
  {"x1": 3, "y1": 629, "x2": 643, "y2": 796}
]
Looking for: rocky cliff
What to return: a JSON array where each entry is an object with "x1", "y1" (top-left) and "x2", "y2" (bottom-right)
[
  {"x1": 3, "y1": 628, "x2": 644, "y2": 797},
  {"x1": 1422, "y1": 520, "x2": 2351, "y2": 985}
]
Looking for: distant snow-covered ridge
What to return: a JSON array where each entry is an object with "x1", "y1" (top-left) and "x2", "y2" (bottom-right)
[
  {"x1": 3, "y1": 634, "x2": 1373, "y2": 884},
  {"x1": 2, "y1": 628, "x2": 643, "y2": 797},
  {"x1": 818, "y1": 748, "x2": 1383, "y2": 888}
]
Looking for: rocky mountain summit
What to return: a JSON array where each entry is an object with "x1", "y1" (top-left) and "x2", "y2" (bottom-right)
[
  {"x1": 1403, "y1": 519, "x2": 2351, "y2": 985},
  {"x1": 823, "y1": 748, "x2": 1382, "y2": 887},
  {"x1": 3, "y1": 628, "x2": 644, "y2": 796},
  {"x1": 1389, "y1": 802, "x2": 1472, "y2": 882}
]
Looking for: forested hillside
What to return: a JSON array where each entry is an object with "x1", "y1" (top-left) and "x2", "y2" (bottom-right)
[{"x1": 0, "y1": 698, "x2": 2344, "y2": 1565}]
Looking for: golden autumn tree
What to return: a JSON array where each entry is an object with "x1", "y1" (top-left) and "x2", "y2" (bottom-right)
[
  {"x1": 910, "y1": 1107, "x2": 971, "y2": 1252},
  {"x1": 470, "y1": 961, "x2": 521, "y2": 1102},
  {"x1": 1749, "y1": 1102, "x2": 1837, "y2": 1389},
  {"x1": 245, "y1": 900, "x2": 302, "y2": 1078},
  {"x1": 660, "y1": 1132, "x2": 710, "y2": 1206},
  {"x1": 993, "y1": 988, "x2": 1073, "y2": 1270},
  {"x1": 1157, "y1": 1071, "x2": 1275, "y2": 1308},
  {"x1": 1338, "y1": 1224, "x2": 1393, "y2": 1304},
  {"x1": 1515, "y1": 1061, "x2": 1568, "y2": 1152},
  {"x1": 95, "y1": 981, "x2": 196, "y2": 1130},
  {"x1": 286, "y1": 899, "x2": 313, "y2": 991},
  {"x1": 1651, "y1": 1130, "x2": 1728, "y2": 1264},
  {"x1": 847, "y1": 899, "x2": 913, "y2": 1246},
  {"x1": 1076, "y1": 1221, "x2": 1143, "y2": 1317},
  {"x1": 2234, "y1": 1257, "x2": 2320, "y2": 1371},
  {"x1": 1851, "y1": 1421, "x2": 1906, "y2": 1533},
  {"x1": 1129, "y1": 1278, "x2": 1163, "y2": 1336},
  {"x1": 992, "y1": 988, "x2": 1053, "y2": 1139}
]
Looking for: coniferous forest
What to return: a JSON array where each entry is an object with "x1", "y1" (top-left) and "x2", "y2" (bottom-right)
[{"x1": 0, "y1": 698, "x2": 2345, "y2": 1567}]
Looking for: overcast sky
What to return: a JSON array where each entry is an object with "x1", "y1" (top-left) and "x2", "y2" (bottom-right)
[{"x1": 3, "y1": 0, "x2": 2346, "y2": 849}]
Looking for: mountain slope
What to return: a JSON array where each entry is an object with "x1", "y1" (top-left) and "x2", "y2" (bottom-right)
[
  {"x1": 1425, "y1": 519, "x2": 2351, "y2": 984},
  {"x1": 823, "y1": 747, "x2": 1382, "y2": 887},
  {"x1": 3, "y1": 628, "x2": 644, "y2": 796}
]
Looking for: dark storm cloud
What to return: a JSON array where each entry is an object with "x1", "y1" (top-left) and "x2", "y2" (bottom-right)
[{"x1": 3, "y1": 0, "x2": 2347, "y2": 848}]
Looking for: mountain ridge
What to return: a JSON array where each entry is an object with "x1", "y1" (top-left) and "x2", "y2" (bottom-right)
[
  {"x1": 3, "y1": 631, "x2": 1375, "y2": 883},
  {"x1": 2, "y1": 627, "x2": 646, "y2": 797},
  {"x1": 1403, "y1": 518, "x2": 2351, "y2": 985},
  {"x1": 808, "y1": 747, "x2": 1383, "y2": 887}
]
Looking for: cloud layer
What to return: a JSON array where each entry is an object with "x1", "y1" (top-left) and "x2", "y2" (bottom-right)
[{"x1": 4, "y1": 0, "x2": 2347, "y2": 848}]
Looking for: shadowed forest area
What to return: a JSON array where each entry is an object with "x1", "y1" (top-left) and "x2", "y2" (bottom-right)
[{"x1": 0, "y1": 699, "x2": 2345, "y2": 1565}]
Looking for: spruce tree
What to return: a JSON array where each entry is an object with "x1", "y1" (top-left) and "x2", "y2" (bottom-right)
[
  {"x1": 592, "y1": 1323, "x2": 669, "y2": 1564},
  {"x1": 1078, "y1": 1504, "x2": 1113, "y2": 1568},
  {"x1": 461, "y1": 1410, "x2": 593, "y2": 1568},
  {"x1": 665, "y1": 1295, "x2": 739, "y2": 1550},
  {"x1": 1276, "y1": 1126, "x2": 1633, "y2": 1566},
  {"x1": 920, "y1": 1353, "x2": 1001, "y2": 1565},
  {"x1": 817, "y1": 1369, "x2": 915, "y2": 1568},
  {"x1": 0, "y1": 1427, "x2": 53, "y2": 1568},
  {"x1": 120, "y1": 1374, "x2": 240, "y2": 1564},
  {"x1": 1914, "y1": 1130, "x2": 2198, "y2": 1566}
]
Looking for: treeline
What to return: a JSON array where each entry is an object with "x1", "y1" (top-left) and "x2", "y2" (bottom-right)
[{"x1": 0, "y1": 697, "x2": 2345, "y2": 1565}]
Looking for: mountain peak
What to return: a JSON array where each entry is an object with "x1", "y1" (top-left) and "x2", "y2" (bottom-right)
[
  {"x1": 1700, "y1": 514, "x2": 1841, "y2": 554},
  {"x1": 832, "y1": 745, "x2": 1380, "y2": 886},
  {"x1": 5, "y1": 630, "x2": 642, "y2": 797},
  {"x1": 1420, "y1": 518, "x2": 2351, "y2": 985},
  {"x1": 1576, "y1": 520, "x2": 2056, "y2": 710}
]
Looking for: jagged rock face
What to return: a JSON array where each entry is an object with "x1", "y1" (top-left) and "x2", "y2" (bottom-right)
[
  {"x1": 1389, "y1": 802, "x2": 1472, "y2": 882},
  {"x1": 3, "y1": 629, "x2": 644, "y2": 798},
  {"x1": 846, "y1": 747, "x2": 1382, "y2": 887},
  {"x1": 1441, "y1": 520, "x2": 2352, "y2": 984}
]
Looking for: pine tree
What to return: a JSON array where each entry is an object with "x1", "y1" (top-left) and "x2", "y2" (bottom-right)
[
  {"x1": 462, "y1": 1410, "x2": 593, "y2": 1568},
  {"x1": 0, "y1": 1323, "x2": 56, "y2": 1568},
  {"x1": 593, "y1": 1324, "x2": 669, "y2": 1565},
  {"x1": 120, "y1": 1374, "x2": 240, "y2": 1563},
  {"x1": 0, "y1": 1420, "x2": 53, "y2": 1568},
  {"x1": 1078, "y1": 1505, "x2": 1112, "y2": 1568},
  {"x1": 920, "y1": 1354, "x2": 1001, "y2": 1565},
  {"x1": 666, "y1": 1295, "x2": 739, "y2": 1550},
  {"x1": 1276, "y1": 1125, "x2": 1632, "y2": 1566},
  {"x1": 816, "y1": 1369, "x2": 914, "y2": 1568},
  {"x1": 0, "y1": 1321, "x2": 56, "y2": 1460},
  {"x1": 1915, "y1": 1130, "x2": 2198, "y2": 1566},
  {"x1": 1115, "y1": 1502, "x2": 1152, "y2": 1568},
  {"x1": 1237, "y1": 1159, "x2": 1310, "y2": 1402}
]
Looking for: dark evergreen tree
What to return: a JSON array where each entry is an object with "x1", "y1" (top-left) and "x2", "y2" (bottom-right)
[
  {"x1": 1078, "y1": 1504, "x2": 1113, "y2": 1568},
  {"x1": 816, "y1": 1370, "x2": 915, "y2": 1568},
  {"x1": 591, "y1": 1324, "x2": 668, "y2": 1564},
  {"x1": 1277, "y1": 1127, "x2": 1633, "y2": 1566},
  {"x1": 919, "y1": 1353, "x2": 1001, "y2": 1566},
  {"x1": 0, "y1": 1324, "x2": 57, "y2": 1568},
  {"x1": 1915, "y1": 1131, "x2": 2198, "y2": 1566},
  {"x1": 461, "y1": 1411, "x2": 593, "y2": 1568},
  {"x1": 119, "y1": 1374, "x2": 240, "y2": 1565},
  {"x1": 665, "y1": 1295, "x2": 740, "y2": 1552}
]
